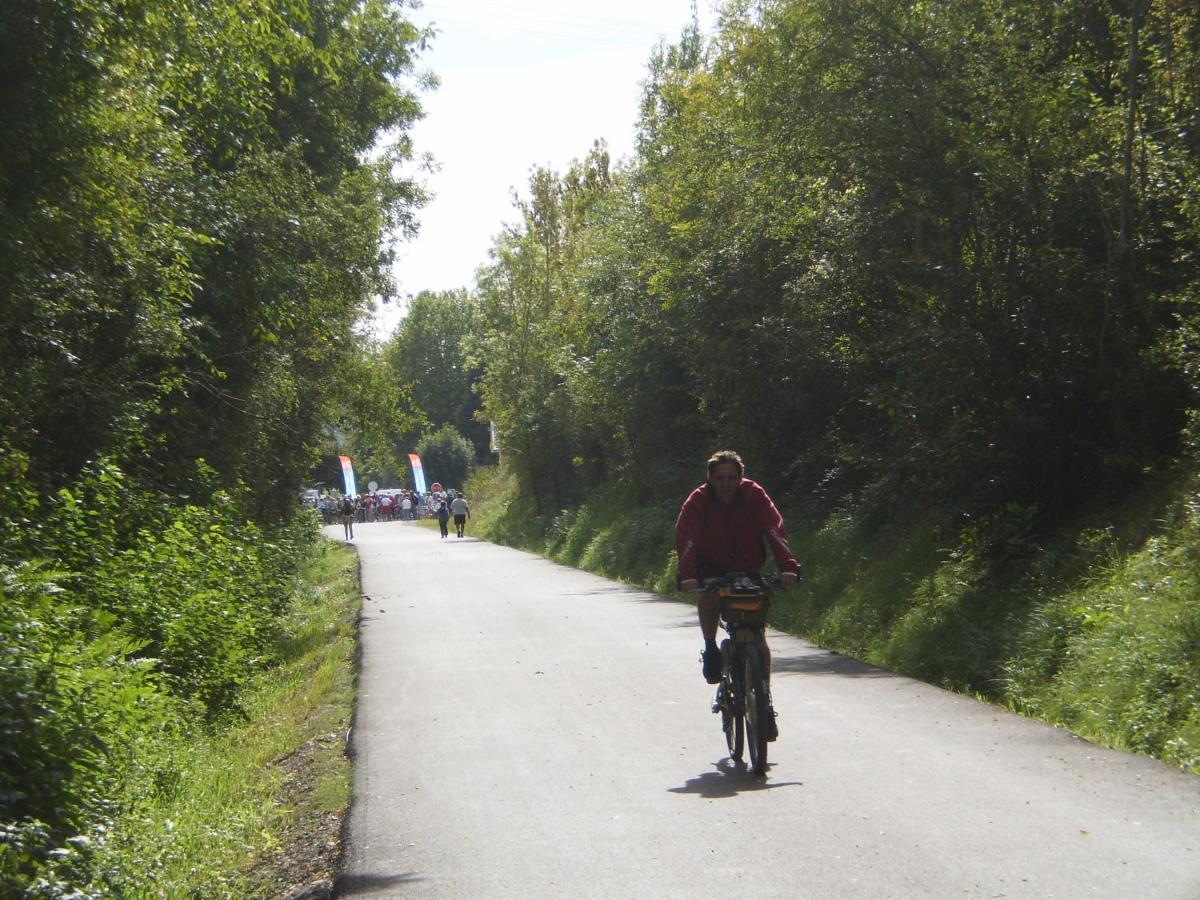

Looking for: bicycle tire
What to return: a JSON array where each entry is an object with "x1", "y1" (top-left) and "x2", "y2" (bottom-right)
[
  {"x1": 719, "y1": 640, "x2": 743, "y2": 761},
  {"x1": 743, "y1": 645, "x2": 770, "y2": 775}
]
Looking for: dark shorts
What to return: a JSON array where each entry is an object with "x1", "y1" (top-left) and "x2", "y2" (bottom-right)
[{"x1": 454, "y1": 514, "x2": 466, "y2": 525}]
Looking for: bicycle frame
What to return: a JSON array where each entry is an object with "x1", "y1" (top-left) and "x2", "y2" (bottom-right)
[{"x1": 701, "y1": 573, "x2": 777, "y2": 774}]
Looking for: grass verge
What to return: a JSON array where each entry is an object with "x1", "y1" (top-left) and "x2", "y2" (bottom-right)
[{"x1": 76, "y1": 538, "x2": 361, "y2": 897}]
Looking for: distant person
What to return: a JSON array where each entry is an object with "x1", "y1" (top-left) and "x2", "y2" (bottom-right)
[
  {"x1": 401, "y1": 493, "x2": 412, "y2": 520},
  {"x1": 450, "y1": 491, "x2": 470, "y2": 538},
  {"x1": 340, "y1": 496, "x2": 355, "y2": 541},
  {"x1": 435, "y1": 495, "x2": 450, "y2": 539}
]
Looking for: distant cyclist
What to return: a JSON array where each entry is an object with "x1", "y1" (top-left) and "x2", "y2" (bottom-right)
[{"x1": 675, "y1": 450, "x2": 798, "y2": 685}]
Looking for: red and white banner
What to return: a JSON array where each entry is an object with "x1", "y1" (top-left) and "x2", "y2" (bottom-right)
[
  {"x1": 339, "y1": 455, "x2": 357, "y2": 497},
  {"x1": 408, "y1": 453, "x2": 427, "y2": 494}
]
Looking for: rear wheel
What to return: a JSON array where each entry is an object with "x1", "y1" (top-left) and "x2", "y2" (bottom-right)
[
  {"x1": 719, "y1": 640, "x2": 743, "y2": 761},
  {"x1": 743, "y1": 645, "x2": 770, "y2": 775}
]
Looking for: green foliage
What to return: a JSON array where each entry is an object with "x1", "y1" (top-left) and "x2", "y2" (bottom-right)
[
  {"x1": 2, "y1": 0, "x2": 424, "y2": 843},
  {"x1": 471, "y1": 144, "x2": 652, "y2": 510},
  {"x1": 458, "y1": 0, "x2": 1200, "y2": 524},
  {"x1": 0, "y1": 0, "x2": 429, "y2": 511},
  {"x1": 0, "y1": 477, "x2": 321, "y2": 892},
  {"x1": 98, "y1": 501, "x2": 294, "y2": 715},
  {"x1": 471, "y1": 464, "x2": 682, "y2": 595},
  {"x1": 385, "y1": 289, "x2": 490, "y2": 460},
  {"x1": 416, "y1": 424, "x2": 475, "y2": 490},
  {"x1": 0, "y1": 563, "x2": 169, "y2": 838},
  {"x1": 465, "y1": 464, "x2": 548, "y2": 551},
  {"x1": 337, "y1": 343, "x2": 428, "y2": 488},
  {"x1": 8, "y1": 539, "x2": 361, "y2": 897},
  {"x1": 0, "y1": 0, "x2": 426, "y2": 891},
  {"x1": 1003, "y1": 488, "x2": 1200, "y2": 768}
]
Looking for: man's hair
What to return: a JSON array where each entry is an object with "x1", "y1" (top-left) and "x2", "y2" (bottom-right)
[{"x1": 706, "y1": 450, "x2": 745, "y2": 476}]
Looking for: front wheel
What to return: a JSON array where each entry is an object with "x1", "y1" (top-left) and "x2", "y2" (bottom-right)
[
  {"x1": 719, "y1": 640, "x2": 743, "y2": 761},
  {"x1": 743, "y1": 645, "x2": 770, "y2": 775}
]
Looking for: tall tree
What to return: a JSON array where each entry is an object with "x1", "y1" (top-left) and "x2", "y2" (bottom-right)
[
  {"x1": 385, "y1": 289, "x2": 489, "y2": 460},
  {"x1": 0, "y1": 0, "x2": 430, "y2": 518}
]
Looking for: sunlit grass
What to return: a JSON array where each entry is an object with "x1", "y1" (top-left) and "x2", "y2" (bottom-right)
[{"x1": 85, "y1": 540, "x2": 360, "y2": 896}]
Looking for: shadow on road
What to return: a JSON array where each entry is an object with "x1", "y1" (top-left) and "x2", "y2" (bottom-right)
[
  {"x1": 668, "y1": 760, "x2": 803, "y2": 798},
  {"x1": 771, "y1": 651, "x2": 897, "y2": 679},
  {"x1": 336, "y1": 871, "x2": 425, "y2": 896},
  {"x1": 562, "y1": 586, "x2": 649, "y2": 598},
  {"x1": 560, "y1": 585, "x2": 686, "y2": 610}
]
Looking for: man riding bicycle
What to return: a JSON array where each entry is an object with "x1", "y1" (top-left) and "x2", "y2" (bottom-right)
[{"x1": 675, "y1": 451, "x2": 799, "y2": 689}]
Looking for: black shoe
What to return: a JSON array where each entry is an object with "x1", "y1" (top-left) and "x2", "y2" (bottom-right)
[
  {"x1": 764, "y1": 708, "x2": 779, "y2": 741},
  {"x1": 701, "y1": 647, "x2": 721, "y2": 684}
]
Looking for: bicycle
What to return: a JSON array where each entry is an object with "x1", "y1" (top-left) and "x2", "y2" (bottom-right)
[{"x1": 695, "y1": 573, "x2": 780, "y2": 775}]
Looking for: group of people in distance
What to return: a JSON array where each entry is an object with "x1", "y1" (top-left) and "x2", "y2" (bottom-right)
[
  {"x1": 313, "y1": 487, "x2": 471, "y2": 542},
  {"x1": 313, "y1": 490, "x2": 423, "y2": 525}
]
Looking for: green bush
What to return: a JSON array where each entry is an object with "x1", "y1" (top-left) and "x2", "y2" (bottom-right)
[
  {"x1": 416, "y1": 424, "x2": 475, "y2": 490},
  {"x1": 0, "y1": 561, "x2": 176, "y2": 892},
  {"x1": 94, "y1": 501, "x2": 295, "y2": 716},
  {"x1": 0, "y1": 461, "x2": 318, "y2": 892}
]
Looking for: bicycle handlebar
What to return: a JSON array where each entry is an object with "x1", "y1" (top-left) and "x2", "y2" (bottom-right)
[{"x1": 683, "y1": 572, "x2": 791, "y2": 592}]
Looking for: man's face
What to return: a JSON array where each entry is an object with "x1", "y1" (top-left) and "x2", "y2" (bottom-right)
[{"x1": 708, "y1": 462, "x2": 741, "y2": 504}]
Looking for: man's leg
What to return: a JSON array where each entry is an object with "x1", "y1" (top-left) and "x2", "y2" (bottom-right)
[
  {"x1": 698, "y1": 591, "x2": 721, "y2": 683},
  {"x1": 698, "y1": 592, "x2": 720, "y2": 643},
  {"x1": 757, "y1": 634, "x2": 771, "y2": 675}
]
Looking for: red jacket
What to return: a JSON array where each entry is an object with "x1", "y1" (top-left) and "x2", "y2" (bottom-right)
[{"x1": 675, "y1": 478, "x2": 799, "y2": 585}]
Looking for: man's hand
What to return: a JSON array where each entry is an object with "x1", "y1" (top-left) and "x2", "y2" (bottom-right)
[
  {"x1": 680, "y1": 578, "x2": 699, "y2": 592},
  {"x1": 780, "y1": 571, "x2": 798, "y2": 590}
]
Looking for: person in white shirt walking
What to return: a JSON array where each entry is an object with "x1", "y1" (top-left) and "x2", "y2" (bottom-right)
[{"x1": 449, "y1": 491, "x2": 470, "y2": 538}]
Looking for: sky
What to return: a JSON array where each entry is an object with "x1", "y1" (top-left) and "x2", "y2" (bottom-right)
[{"x1": 369, "y1": 0, "x2": 716, "y2": 338}]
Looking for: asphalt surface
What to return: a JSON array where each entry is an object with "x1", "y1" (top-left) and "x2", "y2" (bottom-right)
[{"x1": 331, "y1": 521, "x2": 1200, "y2": 899}]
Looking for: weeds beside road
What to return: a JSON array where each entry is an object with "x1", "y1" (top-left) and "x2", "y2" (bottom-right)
[{"x1": 24, "y1": 538, "x2": 361, "y2": 897}]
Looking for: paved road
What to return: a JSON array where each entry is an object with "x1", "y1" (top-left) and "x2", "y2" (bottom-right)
[{"x1": 331, "y1": 522, "x2": 1200, "y2": 899}]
